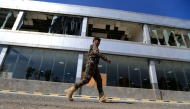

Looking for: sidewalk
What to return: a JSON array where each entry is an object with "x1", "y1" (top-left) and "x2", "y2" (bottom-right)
[{"x1": 0, "y1": 92, "x2": 189, "y2": 109}]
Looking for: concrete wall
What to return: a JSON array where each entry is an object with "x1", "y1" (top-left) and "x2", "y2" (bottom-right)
[
  {"x1": 0, "y1": 78, "x2": 190, "y2": 101},
  {"x1": 129, "y1": 27, "x2": 143, "y2": 43}
]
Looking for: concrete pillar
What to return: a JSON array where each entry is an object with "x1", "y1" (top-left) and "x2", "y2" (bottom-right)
[
  {"x1": 12, "y1": 11, "x2": 24, "y2": 30},
  {"x1": 143, "y1": 24, "x2": 159, "y2": 89},
  {"x1": 81, "y1": 17, "x2": 88, "y2": 36},
  {"x1": 144, "y1": 24, "x2": 159, "y2": 89},
  {"x1": 143, "y1": 24, "x2": 161, "y2": 99},
  {"x1": 149, "y1": 59, "x2": 158, "y2": 89},
  {"x1": 75, "y1": 17, "x2": 88, "y2": 83},
  {"x1": 0, "y1": 47, "x2": 8, "y2": 69},
  {"x1": 143, "y1": 24, "x2": 151, "y2": 44},
  {"x1": 75, "y1": 53, "x2": 84, "y2": 83},
  {"x1": 149, "y1": 59, "x2": 161, "y2": 100}
]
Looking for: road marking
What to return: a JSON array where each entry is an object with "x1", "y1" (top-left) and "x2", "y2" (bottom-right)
[
  {"x1": 18, "y1": 91, "x2": 26, "y2": 94},
  {"x1": 0, "y1": 90, "x2": 189, "y2": 104},
  {"x1": 33, "y1": 92, "x2": 42, "y2": 95},
  {"x1": 183, "y1": 101, "x2": 190, "y2": 104},
  {"x1": 170, "y1": 100, "x2": 177, "y2": 103},
  {"x1": 49, "y1": 93, "x2": 58, "y2": 96},
  {"x1": 82, "y1": 96, "x2": 90, "y2": 98},
  {"x1": 142, "y1": 99, "x2": 149, "y2": 102},
  {"x1": 156, "y1": 100, "x2": 163, "y2": 102},
  {"x1": 112, "y1": 98, "x2": 121, "y2": 100},
  {"x1": 1, "y1": 90, "x2": 10, "y2": 92},
  {"x1": 127, "y1": 98, "x2": 135, "y2": 101}
]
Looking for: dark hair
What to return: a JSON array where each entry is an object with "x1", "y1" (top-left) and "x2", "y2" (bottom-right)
[{"x1": 93, "y1": 37, "x2": 101, "y2": 42}]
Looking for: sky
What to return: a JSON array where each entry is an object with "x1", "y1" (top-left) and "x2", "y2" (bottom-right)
[{"x1": 37, "y1": 0, "x2": 190, "y2": 20}]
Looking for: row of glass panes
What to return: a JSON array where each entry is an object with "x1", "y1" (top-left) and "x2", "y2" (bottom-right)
[{"x1": 0, "y1": 47, "x2": 79, "y2": 83}]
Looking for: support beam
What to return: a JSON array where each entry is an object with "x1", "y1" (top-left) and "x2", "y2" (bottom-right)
[
  {"x1": 180, "y1": 31, "x2": 187, "y2": 48},
  {"x1": 12, "y1": 11, "x2": 24, "y2": 30},
  {"x1": 152, "y1": 29, "x2": 161, "y2": 45},
  {"x1": 149, "y1": 59, "x2": 158, "y2": 89},
  {"x1": 75, "y1": 17, "x2": 88, "y2": 82},
  {"x1": 188, "y1": 31, "x2": 190, "y2": 40},
  {"x1": 148, "y1": 59, "x2": 161, "y2": 100},
  {"x1": 48, "y1": 15, "x2": 58, "y2": 33},
  {"x1": 1, "y1": 11, "x2": 12, "y2": 29},
  {"x1": 0, "y1": 46, "x2": 8, "y2": 69},
  {"x1": 75, "y1": 53, "x2": 84, "y2": 83},
  {"x1": 81, "y1": 17, "x2": 88, "y2": 36},
  {"x1": 143, "y1": 24, "x2": 151, "y2": 44},
  {"x1": 163, "y1": 29, "x2": 170, "y2": 46},
  {"x1": 171, "y1": 31, "x2": 180, "y2": 47},
  {"x1": 143, "y1": 25, "x2": 160, "y2": 97}
]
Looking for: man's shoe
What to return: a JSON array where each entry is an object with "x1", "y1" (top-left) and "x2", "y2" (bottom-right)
[
  {"x1": 99, "y1": 92, "x2": 111, "y2": 103},
  {"x1": 65, "y1": 86, "x2": 78, "y2": 101}
]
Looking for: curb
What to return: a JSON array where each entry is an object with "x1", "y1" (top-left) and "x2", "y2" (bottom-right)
[{"x1": 0, "y1": 89, "x2": 190, "y2": 104}]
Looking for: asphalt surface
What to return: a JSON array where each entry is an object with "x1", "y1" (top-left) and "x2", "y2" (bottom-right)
[{"x1": 0, "y1": 93, "x2": 189, "y2": 109}]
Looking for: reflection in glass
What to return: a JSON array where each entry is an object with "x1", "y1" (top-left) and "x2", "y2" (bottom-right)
[
  {"x1": 0, "y1": 46, "x2": 3, "y2": 53},
  {"x1": 128, "y1": 57, "x2": 141, "y2": 88},
  {"x1": 27, "y1": 49, "x2": 43, "y2": 80},
  {"x1": 155, "y1": 60, "x2": 168, "y2": 90},
  {"x1": 0, "y1": 47, "x2": 79, "y2": 83},
  {"x1": 164, "y1": 61, "x2": 178, "y2": 91},
  {"x1": 26, "y1": 67, "x2": 35, "y2": 80},
  {"x1": 174, "y1": 62, "x2": 188, "y2": 91},
  {"x1": 13, "y1": 48, "x2": 31, "y2": 79},
  {"x1": 139, "y1": 58, "x2": 151, "y2": 89},
  {"x1": 82, "y1": 53, "x2": 88, "y2": 72},
  {"x1": 98, "y1": 59, "x2": 106, "y2": 74},
  {"x1": 63, "y1": 52, "x2": 78, "y2": 83},
  {"x1": 183, "y1": 63, "x2": 190, "y2": 91},
  {"x1": 155, "y1": 60, "x2": 190, "y2": 91},
  {"x1": 51, "y1": 51, "x2": 67, "y2": 82},
  {"x1": 0, "y1": 48, "x2": 20, "y2": 78},
  {"x1": 40, "y1": 50, "x2": 55, "y2": 81},
  {"x1": 118, "y1": 56, "x2": 129, "y2": 87},
  {"x1": 107, "y1": 55, "x2": 118, "y2": 86}
]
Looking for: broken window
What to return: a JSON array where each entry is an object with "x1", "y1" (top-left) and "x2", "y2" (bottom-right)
[
  {"x1": 0, "y1": 9, "x2": 17, "y2": 30},
  {"x1": 87, "y1": 18, "x2": 143, "y2": 42},
  {"x1": 149, "y1": 25, "x2": 190, "y2": 48},
  {"x1": 19, "y1": 11, "x2": 83, "y2": 35}
]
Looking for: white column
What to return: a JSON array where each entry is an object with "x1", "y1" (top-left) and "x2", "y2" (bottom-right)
[
  {"x1": 143, "y1": 24, "x2": 159, "y2": 89},
  {"x1": 143, "y1": 24, "x2": 151, "y2": 44},
  {"x1": 75, "y1": 53, "x2": 84, "y2": 83},
  {"x1": 149, "y1": 59, "x2": 158, "y2": 89},
  {"x1": 12, "y1": 11, "x2": 24, "y2": 30},
  {"x1": 149, "y1": 59, "x2": 161, "y2": 100},
  {"x1": 0, "y1": 47, "x2": 8, "y2": 69},
  {"x1": 81, "y1": 17, "x2": 88, "y2": 36},
  {"x1": 75, "y1": 17, "x2": 88, "y2": 82}
]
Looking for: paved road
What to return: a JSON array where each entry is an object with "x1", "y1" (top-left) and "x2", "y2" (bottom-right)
[{"x1": 0, "y1": 93, "x2": 189, "y2": 109}]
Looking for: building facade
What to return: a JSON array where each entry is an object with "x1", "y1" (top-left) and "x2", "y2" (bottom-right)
[{"x1": 0, "y1": 0, "x2": 190, "y2": 100}]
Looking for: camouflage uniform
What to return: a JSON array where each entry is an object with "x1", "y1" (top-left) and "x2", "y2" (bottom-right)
[{"x1": 74, "y1": 44, "x2": 107, "y2": 93}]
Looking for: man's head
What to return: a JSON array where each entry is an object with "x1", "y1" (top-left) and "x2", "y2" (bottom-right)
[{"x1": 93, "y1": 37, "x2": 101, "y2": 46}]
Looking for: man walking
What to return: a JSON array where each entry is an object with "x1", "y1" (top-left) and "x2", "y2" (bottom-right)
[{"x1": 65, "y1": 37, "x2": 111, "y2": 103}]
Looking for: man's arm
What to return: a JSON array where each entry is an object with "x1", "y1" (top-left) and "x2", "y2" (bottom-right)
[{"x1": 92, "y1": 44, "x2": 107, "y2": 61}]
